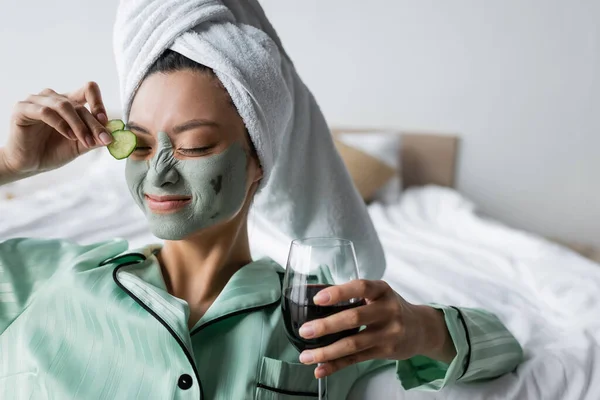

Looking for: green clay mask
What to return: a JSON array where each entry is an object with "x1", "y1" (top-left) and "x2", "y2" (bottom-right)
[{"x1": 125, "y1": 132, "x2": 248, "y2": 240}]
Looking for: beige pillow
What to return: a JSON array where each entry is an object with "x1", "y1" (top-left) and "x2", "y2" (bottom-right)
[{"x1": 333, "y1": 138, "x2": 397, "y2": 202}]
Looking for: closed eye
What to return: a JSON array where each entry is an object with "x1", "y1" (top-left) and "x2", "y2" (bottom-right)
[{"x1": 178, "y1": 147, "x2": 213, "y2": 156}]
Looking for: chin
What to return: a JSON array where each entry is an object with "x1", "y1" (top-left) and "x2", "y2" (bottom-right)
[{"x1": 149, "y1": 220, "x2": 195, "y2": 241}]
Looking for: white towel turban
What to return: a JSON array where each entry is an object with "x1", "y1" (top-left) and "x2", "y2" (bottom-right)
[{"x1": 113, "y1": 0, "x2": 386, "y2": 279}]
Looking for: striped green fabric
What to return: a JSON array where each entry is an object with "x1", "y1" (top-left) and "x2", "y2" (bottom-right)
[
  {"x1": 373, "y1": 305, "x2": 524, "y2": 391},
  {"x1": 0, "y1": 238, "x2": 523, "y2": 399}
]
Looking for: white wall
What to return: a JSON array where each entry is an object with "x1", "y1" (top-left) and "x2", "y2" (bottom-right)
[
  {"x1": 1, "y1": 0, "x2": 599, "y2": 246},
  {"x1": 257, "y1": 0, "x2": 600, "y2": 246},
  {"x1": 0, "y1": 0, "x2": 121, "y2": 133}
]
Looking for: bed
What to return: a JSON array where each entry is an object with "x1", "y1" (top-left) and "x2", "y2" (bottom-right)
[{"x1": 1, "y1": 132, "x2": 599, "y2": 400}]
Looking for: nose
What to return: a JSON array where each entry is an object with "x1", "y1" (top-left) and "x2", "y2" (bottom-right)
[
  {"x1": 147, "y1": 164, "x2": 179, "y2": 187},
  {"x1": 147, "y1": 131, "x2": 179, "y2": 187}
]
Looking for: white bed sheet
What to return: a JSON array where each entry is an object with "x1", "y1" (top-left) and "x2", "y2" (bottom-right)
[{"x1": 1, "y1": 151, "x2": 599, "y2": 400}]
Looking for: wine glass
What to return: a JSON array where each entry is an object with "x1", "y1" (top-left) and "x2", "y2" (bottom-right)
[{"x1": 281, "y1": 238, "x2": 365, "y2": 400}]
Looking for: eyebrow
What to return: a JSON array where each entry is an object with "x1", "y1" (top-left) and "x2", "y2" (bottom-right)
[
  {"x1": 127, "y1": 119, "x2": 219, "y2": 135},
  {"x1": 126, "y1": 121, "x2": 150, "y2": 135},
  {"x1": 173, "y1": 119, "x2": 219, "y2": 134}
]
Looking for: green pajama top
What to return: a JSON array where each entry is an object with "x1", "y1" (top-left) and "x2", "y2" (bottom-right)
[{"x1": 0, "y1": 238, "x2": 523, "y2": 399}]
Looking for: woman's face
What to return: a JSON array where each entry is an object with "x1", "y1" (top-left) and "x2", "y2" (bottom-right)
[{"x1": 126, "y1": 69, "x2": 262, "y2": 240}]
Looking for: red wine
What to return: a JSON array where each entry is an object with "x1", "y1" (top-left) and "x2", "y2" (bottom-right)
[{"x1": 281, "y1": 284, "x2": 366, "y2": 352}]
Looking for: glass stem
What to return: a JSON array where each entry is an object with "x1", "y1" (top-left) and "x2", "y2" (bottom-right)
[{"x1": 318, "y1": 363, "x2": 327, "y2": 400}]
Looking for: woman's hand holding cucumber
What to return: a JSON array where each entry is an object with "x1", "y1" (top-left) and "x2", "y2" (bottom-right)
[{"x1": 0, "y1": 82, "x2": 113, "y2": 183}]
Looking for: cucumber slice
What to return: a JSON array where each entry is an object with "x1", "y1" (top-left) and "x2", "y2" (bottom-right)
[
  {"x1": 106, "y1": 119, "x2": 125, "y2": 133},
  {"x1": 107, "y1": 130, "x2": 137, "y2": 160}
]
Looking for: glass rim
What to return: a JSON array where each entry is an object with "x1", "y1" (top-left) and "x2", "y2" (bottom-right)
[{"x1": 290, "y1": 237, "x2": 354, "y2": 248}]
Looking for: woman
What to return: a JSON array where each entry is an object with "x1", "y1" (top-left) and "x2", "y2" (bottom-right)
[{"x1": 0, "y1": 2, "x2": 523, "y2": 400}]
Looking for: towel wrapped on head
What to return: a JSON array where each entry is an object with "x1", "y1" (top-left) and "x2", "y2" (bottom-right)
[{"x1": 113, "y1": 0, "x2": 385, "y2": 279}]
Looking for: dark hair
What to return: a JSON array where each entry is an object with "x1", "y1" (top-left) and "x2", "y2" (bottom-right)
[
  {"x1": 144, "y1": 50, "x2": 232, "y2": 100},
  {"x1": 146, "y1": 49, "x2": 214, "y2": 76}
]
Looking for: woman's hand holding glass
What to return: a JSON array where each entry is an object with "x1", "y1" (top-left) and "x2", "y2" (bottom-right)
[
  {"x1": 1, "y1": 82, "x2": 112, "y2": 180},
  {"x1": 298, "y1": 279, "x2": 457, "y2": 378}
]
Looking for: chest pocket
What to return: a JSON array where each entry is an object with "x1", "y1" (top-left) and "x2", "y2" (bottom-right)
[{"x1": 255, "y1": 357, "x2": 319, "y2": 399}]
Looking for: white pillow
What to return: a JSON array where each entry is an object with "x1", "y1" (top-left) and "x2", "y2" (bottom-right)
[{"x1": 336, "y1": 131, "x2": 402, "y2": 204}]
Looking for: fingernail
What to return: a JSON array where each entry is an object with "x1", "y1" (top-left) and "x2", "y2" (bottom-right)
[
  {"x1": 85, "y1": 135, "x2": 95, "y2": 148},
  {"x1": 97, "y1": 113, "x2": 108, "y2": 125},
  {"x1": 99, "y1": 131, "x2": 112, "y2": 145},
  {"x1": 299, "y1": 351, "x2": 314, "y2": 364},
  {"x1": 68, "y1": 130, "x2": 77, "y2": 141},
  {"x1": 299, "y1": 324, "x2": 315, "y2": 338},
  {"x1": 314, "y1": 291, "x2": 331, "y2": 305},
  {"x1": 315, "y1": 365, "x2": 327, "y2": 379}
]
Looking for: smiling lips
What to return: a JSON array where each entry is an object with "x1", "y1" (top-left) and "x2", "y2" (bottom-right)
[{"x1": 145, "y1": 194, "x2": 192, "y2": 213}]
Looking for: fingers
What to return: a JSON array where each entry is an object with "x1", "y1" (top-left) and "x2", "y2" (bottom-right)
[
  {"x1": 26, "y1": 91, "x2": 110, "y2": 148},
  {"x1": 315, "y1": 347, "x2": 383, "y2": 379},
  {"x1": 299, "y1": 328, "x2": 378, "y2": 366},
  {"x1": 14, "y1": 102, "x2": 74, "y2": 141},
  {"x1": 313, "y1": 279, "x2": 390, "y2": 306},
  {"x1": 68, "y1": 82, "x2": 112, "y2": 145},
  {"x1": 68, "y1": 81, "x2": 108, "y2": 125},
  {"x1": 76, "y1": 106, "x2": 112, "y2": 146},
  {"x1": 299, "y1": 303, "x2": 382, "y2": 339},
  {"x1": 26, "y1": 94, "x2": 89, "y2": 145}
]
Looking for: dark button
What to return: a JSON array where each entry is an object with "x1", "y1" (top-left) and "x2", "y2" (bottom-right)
[{"x1": 178, "y1": 374, "x2": 193, "y2": 390}]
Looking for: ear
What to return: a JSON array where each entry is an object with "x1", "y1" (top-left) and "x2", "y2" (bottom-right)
[
  {"x1": 245, "y1": 149, "x2": 263, "y2": 185},
  {"x1": 252, "y1": 161, "x2": 264, "y2": 184}
]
